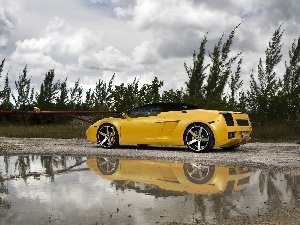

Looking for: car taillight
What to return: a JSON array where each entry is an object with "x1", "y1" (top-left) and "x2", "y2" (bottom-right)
[{"x1": 220, "y1": 112, "x2": 234, "y2": 126}]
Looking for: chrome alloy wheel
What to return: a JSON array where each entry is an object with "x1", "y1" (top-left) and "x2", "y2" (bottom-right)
[
  {"x1": 185, "y1": 124, "x2": 214, "y2": 152},
  {"x1": 183, "y1": 163, "x2": 215, "y2": 184},
  {"x1": 97, "y1": 124, "x2": 119, "y2": 148},
  {"x1": 97, "y1": 157, "x2": 119, "y2": 175}
]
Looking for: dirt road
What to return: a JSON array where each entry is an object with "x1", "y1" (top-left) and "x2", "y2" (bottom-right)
[{"x1": 1, "y1": 137, "x2": 300, "y2": 172}]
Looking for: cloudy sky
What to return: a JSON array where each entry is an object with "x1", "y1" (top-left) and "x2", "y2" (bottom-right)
[{"x1": 0, "y1": 0, "x2": 299, "y2": 94}]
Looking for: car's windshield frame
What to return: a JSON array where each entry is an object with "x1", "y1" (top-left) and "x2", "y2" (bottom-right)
[{"x1": 114, "y1": 103, "x2": 199, "y2": 119}]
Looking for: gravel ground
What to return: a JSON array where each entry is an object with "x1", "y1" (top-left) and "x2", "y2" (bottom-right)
[
  {"x1": 1, "y1": 137, "x2": 300, "y2": 224},
  {"x1": 1, "y1": 137, "x2": 300, "y2": 172}
]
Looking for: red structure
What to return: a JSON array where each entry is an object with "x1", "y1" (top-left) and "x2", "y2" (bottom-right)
[{"x1": 0, "y1": 110, "x2": 121, "y2": 124}]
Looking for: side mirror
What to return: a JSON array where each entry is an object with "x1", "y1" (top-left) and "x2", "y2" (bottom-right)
[{"x1": 122, "y1": 112, "x2": 129, "y2": 119}]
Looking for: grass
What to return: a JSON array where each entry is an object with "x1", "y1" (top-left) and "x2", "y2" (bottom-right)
[
  {"x1": 251, "y1": 122, "x2": 300, "y2": 143},
  {"x1": 0, "y1": 122, "x2": 299, "y2": 144},
  {"x1": 0, "y1": 124, "x2": 88, "y2": 139}
]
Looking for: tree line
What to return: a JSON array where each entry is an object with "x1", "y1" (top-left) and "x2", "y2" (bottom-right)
[{"x1": 0, "y1": 24, "x2": 299, "y2": 124}]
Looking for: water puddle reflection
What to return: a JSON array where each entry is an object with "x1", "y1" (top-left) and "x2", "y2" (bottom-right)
[
  {"x1": 1, "y1": 155, "x2": 300, "y2": 224},
  {"x1": 87, "y1": 157, "x2": 251, "y2": 195}
]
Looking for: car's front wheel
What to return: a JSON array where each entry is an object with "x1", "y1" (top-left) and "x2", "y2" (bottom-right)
[
  {"x1": 97, "y1": 124, "x2": 119, "y2": 148},
  {"x1": 184, "y1": 123, "x2": 214, "y2": 152},
  {"x1": 97, "y1": 157, "x2": 119, "y2": 175}
]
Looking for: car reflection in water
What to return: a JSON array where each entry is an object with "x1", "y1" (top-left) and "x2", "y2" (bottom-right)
[{"x1": 86, "y1": 157, "x2": 252, "y2": 195}]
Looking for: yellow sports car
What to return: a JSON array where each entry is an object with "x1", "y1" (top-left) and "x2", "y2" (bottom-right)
[
  {"x1": 86, "y1": 157, "x2": 252, "y2": 195},
  {"x1": 86, "y1": 103, "x2": 252, "y2": 152}
]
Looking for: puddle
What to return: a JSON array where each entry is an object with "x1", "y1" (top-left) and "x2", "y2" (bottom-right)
[{"x1": 1, "y1": 155, "x2": 300, "y2": 224}]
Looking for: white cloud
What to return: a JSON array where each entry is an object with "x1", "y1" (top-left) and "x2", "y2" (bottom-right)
[
  {"x1": 43, "y1": 17, "x2": 104, "y2": 56},
  {"x1": 11, "y1": 51, "x2": 59, "y2": 67},
  {"x1": 79, "y1": 46, "x2": 130, "y2": 71},
  {"x1": 0, "y1": 0, "x2": 299, "y2": 95},
  {"x1": 0, "y1": 8, "x2": 16, "y2": 47},
  {"x1": 132, "y1": 40, "x2": 161, "y2": 64},
  {"x1": 114, "y1": 5, "x2": 134, "y2": 18},
  {"x1": 8, "y1": 16, "x2": 109, "y2": 82},
  {"x1": 89, "y1": 0, "x2": 109, "y2": 3}
]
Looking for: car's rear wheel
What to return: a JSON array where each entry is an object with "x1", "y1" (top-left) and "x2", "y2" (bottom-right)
[
  {"x1": 183, "y1": 163, "x2": 215, "y2": 184},
  {"x1": 97, "y1": 124, "x2": 119, "y2": 148},
  {"x1": 184, "y1": 123, "x2": 214, "y2": 152}
]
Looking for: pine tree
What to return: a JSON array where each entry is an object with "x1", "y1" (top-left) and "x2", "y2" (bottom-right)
[
  {"x1": 55, "y1": 78, "x2": 69, "y2": 110},
  {"x1": 93, "y1": 74, "x2": 114, "y2": 110},
  {"x1": 161, "y1": 88, "x2": 185, "y2": 103},
  {"x1": 184, "y1": 34, "x2": 209, "y2": 106},
  {"x1": 1, "y1": 73, "x2": 12, "y2": 109},
  {"x1": 35, "y1": 69, "x2": 60, "y2": 109},
  {"x1": 12, "y1": 65, "x2": 35, "y2": 109},
  {"x1": 184, "y1": 25, "x2": 242, "y2": 109},
  {"x1": 248, "y1": 25, "x2": 284, "y2": 122},
  {"x1": 205, "y1": 24, "x2": 242, "y2": 109},
  {"x1": 0, "y1": 58, "x2": 4, "y2": 79},
  {"x1": 0, "y1": 58, "x2": 6, "y2": 107},
  {"x1": 282, "y1": 37, "x2": 300, "y2": 120},
  {"x1": 228, "y1": 57, "x2": 243, "y2": 107},
  {"x1": 112, "y1": 78, "x2": 142, "y2": 111},
  {"x1": 139, "y1": 76, "x2": 163, "y2": 104},
  {"x1": 83, "y1": 88, "x2": 95, "y2": 110},
  {"x1": 70, "y1": 79, "x2": 83, "y2": 110}
]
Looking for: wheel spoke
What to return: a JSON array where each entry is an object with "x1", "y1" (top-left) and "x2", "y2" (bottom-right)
[
  {"x1": 188, "y1": 130, "x2": 197, "y2": 138},
  {"x1": 188, "y1": 168, "x2": 198, "y2": 176},
  {"x1": 99, "y1": 161, "x2": 113, "y2": 173},
  {"x1": 199, "y1": 127, "x2": 203, "y2": 135},
  {"x1": 107, "y1": 137, "x2": 112, "y2": 146},
  {"x1": 197, "y1": 140, "x2": 201, "y2": 150},
  {"x1": 201, "y1": 165, "x2": 210, "y2": 171},
  {"x1": 99, "y1": 131, "x2": 106, "y2": 136},
  {"x1": 190, "y1": 163, "x2": 202, "y2": 169},
  {"x1": 200, "y1": 137, "x2": 209, "y2": 142},
  {"x1": 106, "y1": 163, "x2": 111, "y2": 172},
  {"x1": 98, "y1": 161, "x2": 108, "y2": 167},
  {"x1": 100, "y1": 136, "x2": 108, "y2": 145},
  {"x1": 197, "y1": 171, "x2": 205, "y2": 179},
  {"x1": 188, "y1": 139, "x2": 198, "y2": 145}
]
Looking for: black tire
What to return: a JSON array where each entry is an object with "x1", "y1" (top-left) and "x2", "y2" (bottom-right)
[
  {"x1": 97, "y1": 157, "x2": 119, "y2": 175},
  {"x1": 184, "y1": 123, "x2": 214, "y2": 152},
  {"x1": 97, "y1": 124, "x2": 119, "y2": 148},
  {"x1": 183, "y1": 163, "x2": 215, "y2": 184}
]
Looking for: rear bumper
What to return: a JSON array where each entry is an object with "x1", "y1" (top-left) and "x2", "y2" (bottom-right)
[
  {"x1": 211, "y1": 113, "x2": 252, "y2": 147},
  {"x1": 219, "y1": 130, "x2": 252, "y2": 147}
]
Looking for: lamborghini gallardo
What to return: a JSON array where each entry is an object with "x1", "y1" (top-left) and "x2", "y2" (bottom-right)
[
  {"x1": 86, "y1": 157, "x2": 252, "y2": 195},
  {"x1": 86, "y1": 102, "x2": 252, "y2": 152}
]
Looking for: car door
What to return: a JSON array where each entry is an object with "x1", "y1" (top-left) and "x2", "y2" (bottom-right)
[{"x1": 120, "y1": 105, "x2": 165, "y2": 144}]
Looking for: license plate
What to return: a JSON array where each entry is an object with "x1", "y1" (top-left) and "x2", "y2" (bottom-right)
[{"x1": 242, "y1": 132, "x2": 249, "y2": 139}]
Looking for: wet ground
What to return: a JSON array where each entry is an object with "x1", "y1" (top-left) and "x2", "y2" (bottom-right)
[
  {"x1": 0, "y1": 138, "x2": 300, "y2": 224},
  {"x1": 1, "y1": 154, "x2": 300, "y2": 225}
]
